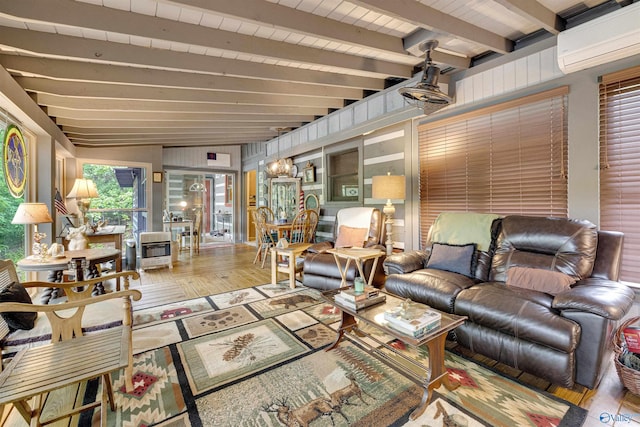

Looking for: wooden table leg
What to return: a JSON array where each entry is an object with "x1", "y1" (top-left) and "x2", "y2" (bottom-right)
[
  {"x1": 326, "y1": 309, "x2": 357, "y2": 351},
  {"x1": 410, "y1": 334, "x2": 460, "y2": 420},
  {"x1": 331, "y1": 253, "x2": 352, "y2": 287},
  {"x1": 271, "y1": 248, "x2": 278, "y2": 285},
  {"x1": 366, "y1": 256, "x2": 380, "y2": 287},
  {"x1": 287, "y1": 252, "x2": 296, "y2": 289}
]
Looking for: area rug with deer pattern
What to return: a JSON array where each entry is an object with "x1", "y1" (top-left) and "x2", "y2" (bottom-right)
[{"x1": 7, "y1": 282, "x2": 586, "y2": 426}]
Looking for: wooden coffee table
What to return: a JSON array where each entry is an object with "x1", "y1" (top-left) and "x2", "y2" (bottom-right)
[{"x1": 321, "y1": 288, "x2": 467, "y2": 420}]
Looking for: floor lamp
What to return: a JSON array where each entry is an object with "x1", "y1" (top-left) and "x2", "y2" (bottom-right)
[{"x1": 372, "y1": 173, "x2": 406, "y2": 256}]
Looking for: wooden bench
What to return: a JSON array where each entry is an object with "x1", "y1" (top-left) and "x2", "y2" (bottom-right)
[{"x1": 0, "y1": 260, "x2": 141, "y2": 426}]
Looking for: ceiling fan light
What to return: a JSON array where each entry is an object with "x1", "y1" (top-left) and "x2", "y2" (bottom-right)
[{"x1": 399, "y1": 40, "x2": 453, "y2": 113}]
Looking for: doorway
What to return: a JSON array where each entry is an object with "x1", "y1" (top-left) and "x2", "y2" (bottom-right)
[
  {"x1": 165, "y1": 170, "x2": 235, "y2": 246},
  {"x1": 246, "y1": 169, "x2": 256, "y2": 243}
]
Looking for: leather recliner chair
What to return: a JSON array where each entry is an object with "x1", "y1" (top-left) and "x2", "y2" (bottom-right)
[{"x1": 303, "y1": 207, "x2": 386, "y2": 290}]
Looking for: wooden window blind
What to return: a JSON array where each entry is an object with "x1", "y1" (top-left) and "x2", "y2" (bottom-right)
[
  {"x1": 417, "y1": 87, "x2": 569, "y2": 248},
  {"x1": 599, "y1": 65, "x2": 640, "y2": 282}
]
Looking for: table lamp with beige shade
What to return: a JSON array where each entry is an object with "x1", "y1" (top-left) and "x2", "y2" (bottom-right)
[
  {"x1": 66, "y1": 178, "x2": 99, "y2": 225},
  {"x1": 372, "y1": 173, "x2": 406, "y2": 256},
  {"x1": 12, "y1": 202, "x2": 53, "y2": 260}
]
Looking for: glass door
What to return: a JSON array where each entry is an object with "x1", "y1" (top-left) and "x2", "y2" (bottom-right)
[{"x1": 166, "y1": 170, "x2": 234, "y2": 245}]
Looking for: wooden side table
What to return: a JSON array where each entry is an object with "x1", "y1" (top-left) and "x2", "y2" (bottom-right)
[
  {"x1": 326, "y1": 247, "x2": 384, "y2": 287},
  {"x1": 271, "y1": 243, "x2": 312, "y2": 289}
]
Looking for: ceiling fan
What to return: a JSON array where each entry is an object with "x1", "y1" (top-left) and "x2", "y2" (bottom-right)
[{"x1": 398, "y1": 40, "x2": 452, "y2": 114}]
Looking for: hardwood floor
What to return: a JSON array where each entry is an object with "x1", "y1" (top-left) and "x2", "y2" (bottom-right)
[{"x1": 135, "y1": 242, "x2": 639, "y2": 427}]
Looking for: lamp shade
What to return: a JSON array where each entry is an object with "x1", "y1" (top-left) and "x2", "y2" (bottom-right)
[
  {"x1": 372, "y1": 174, "x2": 406, "y2": 200},
  {"x1": 67, "y1": 178, "x2": 99, "y2": 199},
  {"x1": 11, "y1": 203, "x2": 53, "y2": 225}
]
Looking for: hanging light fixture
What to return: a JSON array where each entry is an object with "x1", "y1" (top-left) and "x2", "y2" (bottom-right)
[
  {"x1": 398, "y1": 40, "x2": 452, "y2": 115},
  {"x1": 269, "y1": 128, "x2": 293, "y2": 177}
]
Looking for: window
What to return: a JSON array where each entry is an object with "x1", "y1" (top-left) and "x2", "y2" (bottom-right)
[
  {"x1": 599, "y1": 65, "x2": 640, "y2": 282},
  {"x1": 82, "y1": 163, "x2": 147, "y2": 242},
  {"x1": 326, "y1": 148, "x2": 359, "y2": 202},
  {"x1": 418, "y1": 87, "x2": 568, "y2": 248}
]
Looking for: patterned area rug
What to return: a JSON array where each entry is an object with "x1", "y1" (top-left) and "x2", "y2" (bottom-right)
[{"x1": 3, "y1": 283, "x2": 587, "y2": 426}]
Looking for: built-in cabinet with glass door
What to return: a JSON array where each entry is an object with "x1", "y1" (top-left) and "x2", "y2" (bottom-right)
[{"x1": 270, "y1": 178, "x2": 300, "y2": 222}]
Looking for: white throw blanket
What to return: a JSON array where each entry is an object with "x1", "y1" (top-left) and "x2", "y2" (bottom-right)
[{"x1": 337, "y1": 207, "x2": 375, "y2": 237}]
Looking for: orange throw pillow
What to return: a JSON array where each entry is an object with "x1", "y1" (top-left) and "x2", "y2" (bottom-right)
[{"x1": 334, "y1": 226, "x2": 368, "y2": 248}]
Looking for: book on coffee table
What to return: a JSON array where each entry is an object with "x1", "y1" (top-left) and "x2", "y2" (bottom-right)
[
  {"x1": 334, "y1": 293, "x2": 386, "y2": 310},
  {"x1": 339, "y1": 286, "x2": 379, "y2": 302},
  {"x1": 383, "y1": 306, "x2": 441, "y2": 337}
]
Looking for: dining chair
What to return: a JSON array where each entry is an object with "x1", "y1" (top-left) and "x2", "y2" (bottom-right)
[
  {"x1": 282, "y1": 209, "x2": 319, "y2": 281},
  {"x1": 305, "y1": 209, "x2": 319, "y2": 243},
  {"x1": 181, "y1": 209, "x2": 202, "y2": 254},
  {"x1": 289, "y1": 209, "x2": 318, "y2": 244},
  {"x1": 253, "y1": 209, "x2": 278, "y2": 268}
]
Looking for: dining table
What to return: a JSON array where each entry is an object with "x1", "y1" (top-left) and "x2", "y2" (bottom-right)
[{"x1": 268, "y1": 221, "x2": 292, "y2": 241}]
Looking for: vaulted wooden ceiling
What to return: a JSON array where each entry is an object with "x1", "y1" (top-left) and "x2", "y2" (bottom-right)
[{"x1": 0, "y1": 0, "x2": 621, "y2": 147}]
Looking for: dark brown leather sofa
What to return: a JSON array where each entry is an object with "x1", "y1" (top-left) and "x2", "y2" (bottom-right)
[
  {"x1": 303, "y1": 207, "x2": 386, "y2": 290},
  {"x1": 383, "y1": 215, "x2": 635, "y2": 389}
]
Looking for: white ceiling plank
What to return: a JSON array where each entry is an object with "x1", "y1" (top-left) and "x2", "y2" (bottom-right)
[
  {"x1": 493, "y1": 0, "x2": 564, "y2": 34},
  {"x1": 351, "y1": 0, "x2": 513, "y2": 54},
  {"x1": 155, "y1": 1, "x2": 181, "y2": 19},
  {"x1": 130, "y1": 0, "x2": 157, "y2": 16}
]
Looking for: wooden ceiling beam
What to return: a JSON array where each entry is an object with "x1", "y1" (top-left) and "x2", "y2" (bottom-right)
[
  {"x1": 55, "y1": 117, "x2": 305, "y2": 128},
  {"x1": 351, "y1": 0, "x2": 513, "y2": 54},
  {"x1": 0, "y1": 55, "x2": 364, "y2": 100},
  {"x1": 35, "y1": 94, "x2": 330, "y2": 115},
  {"x1": 0, "y1": 27, "x2": 385, "y2": 90},
  {"x1": 0, "y1": 0, "x2": 411, "y2": 77},
  {"x1": 47, "y1": 108, "x2": 315, "y2": 122},
  {"x1": 61, "y1": 126, "x2": 280, "y2": 135},
  {"x1": 17, "y1": 77, "x2": 346, "y2": 108}
]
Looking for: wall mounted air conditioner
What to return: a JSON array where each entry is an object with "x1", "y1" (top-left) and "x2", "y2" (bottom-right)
[{"x1": 557, "y1": 2, "x2": 640, "y2": 74}]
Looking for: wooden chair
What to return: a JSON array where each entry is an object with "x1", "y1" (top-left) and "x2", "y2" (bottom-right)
[
  {"x1": 181, "y1": 209, "x2": 202, "y2": 254},
  {"x1": 289, "y1": 209, "x2": 318, "y2": 244},
  {"x1": 279, "y1": 209, "x2": 319, "y2": 280},
  {"x1": 305, "y1": 209, "x2": 319, "y2": 243},
  {"x1": 254, "y1": 209, "x2": 278, "y2": 268},
  {"x1": 253, "y1": 207, "x2": 277, "y2": 266},
  {"x1": 0, "y1": 260, "x2": 141, "y2": 426}
]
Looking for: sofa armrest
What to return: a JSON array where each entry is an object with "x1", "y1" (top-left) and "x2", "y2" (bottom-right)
[
  {"x1": 552, "y1": 278, "x2": 635, "y2": 320},
  {"x1": 306, "y1": 241, "x2": 334, "y2": 254},
  {"x1": 383, "y1": 250, "x2": 429, "y2": 275}
]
